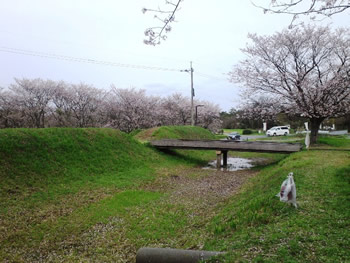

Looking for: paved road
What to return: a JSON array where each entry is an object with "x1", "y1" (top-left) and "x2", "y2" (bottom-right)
[
  {"x1": 226, "y1": 130, "x2": 349, "y2": 141},
  {"x1": 329, "y1": 130, "x2": 348, "y2": 135},
  {"x1": 224, "y1": 133, "x2": 267, "y2": 141}
]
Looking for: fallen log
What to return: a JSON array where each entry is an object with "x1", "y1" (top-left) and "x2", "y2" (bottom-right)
[{"x1": 136, "y1": 247, "x2": 224, "y2": 263}]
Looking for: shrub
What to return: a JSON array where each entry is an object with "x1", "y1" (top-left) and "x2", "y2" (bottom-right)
[{"x1": 242, "y1": 129, "x2": 252, "y2": 135}]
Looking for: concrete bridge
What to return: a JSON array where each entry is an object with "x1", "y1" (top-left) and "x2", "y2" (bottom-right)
[{"x1": 150, "y1": 139, "x2": 303, "y2": 168}]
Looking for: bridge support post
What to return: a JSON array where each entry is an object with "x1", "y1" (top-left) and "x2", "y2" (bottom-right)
[
  {"x1": 223, "y1": 150, "x2": 228, "y2": 167},
  {"x1": 216, "y1": 151, "x2": 222, "y2": 169}
]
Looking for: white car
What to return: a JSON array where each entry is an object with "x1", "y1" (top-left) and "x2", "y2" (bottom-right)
[{"x1": 266, "y1": 126, "x2": 290, "y2": 136}]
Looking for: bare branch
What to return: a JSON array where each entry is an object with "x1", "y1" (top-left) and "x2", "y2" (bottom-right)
[
  {"x1": 254, "y1": 0, "x2": 350, "y2": 26},
  {"x1": 143, "y1": 0, "x2": 183, "y2": 45}
]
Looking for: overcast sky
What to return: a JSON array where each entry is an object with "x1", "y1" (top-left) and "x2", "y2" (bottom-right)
[{"x1": 0, "y1": 0, "x2": 348, "y2": 111}]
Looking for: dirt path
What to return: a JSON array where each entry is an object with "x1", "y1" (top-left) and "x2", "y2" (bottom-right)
[
  {"x1": 141, "y1": 165, "x2": 260, "y2": 236},
  {"x1": 146, "y1": 168, "x2": 257, "y2": 205},
  {"x1": 6, "y1": 165, "x2": 259, "y2": 263}
]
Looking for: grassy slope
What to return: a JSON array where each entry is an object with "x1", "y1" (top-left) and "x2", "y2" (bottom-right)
[
  {"x1": 0, "y1": 129, "x2": 159, "y2": 259},
  {"x1": 0, "y1": 127, "x2": 218, "y2": 261},
  {"x1": 318, "y1": 135, "x2": 350, "y2": 148},
  {"x1": 1, "y1": 127, "x2": 215, "y2": 199},
  {"x1": 205, "y1": 148, "x2": 350, "y2": 262},
  {"x1": 1, "y1": 128, "x2": 349, "y2": 262},
  {"x1": 135, "y1": 125, "x2": 217, "y2": 166},
  {"x1": 0, "y1": 128, "x2": 157, "y2": 201},
  {"x1": 135, "y1": 125, "x2": 216, "y2": 141}
]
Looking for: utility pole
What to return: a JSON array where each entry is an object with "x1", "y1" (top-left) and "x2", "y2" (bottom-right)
[
  {"x1": 181, "y1": 62, "x2": 195, "y2": 126},
  {"x1": 190, "y1": 61, "x2": 194, "y2": 126}
]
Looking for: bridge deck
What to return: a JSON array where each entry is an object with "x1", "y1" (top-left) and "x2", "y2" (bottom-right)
[{"x1": 150, "y1": 139, "x2": 303, "y2": 153}]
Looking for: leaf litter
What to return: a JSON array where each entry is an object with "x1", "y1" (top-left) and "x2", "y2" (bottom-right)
[{"x1": 2, "y1": 159, "x2": 262, "y2": 262}]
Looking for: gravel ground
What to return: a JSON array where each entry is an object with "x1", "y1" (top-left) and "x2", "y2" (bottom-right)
[
  {"x1": 144, "y1": 164, "x2": 259, "y2": 211},
  {"x1": 168, "y1": 170, "x2": 257, "y2": 204}
]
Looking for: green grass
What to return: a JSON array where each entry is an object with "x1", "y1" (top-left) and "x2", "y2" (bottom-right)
[
  {"x1": 135, "y1": 125, "x2": 217, "y2": 167},
  {"x1": 0, "y1": 128, "x2": 157, "y2": 202},
  {"x1": 214, "y1": 134, "x2": 227, "y2": 140},
  {"x1": 257, "y1": 134, "x2": 305, "y2": 143},
  {"x1": 204, "y1": 149, "x2": 350, "y2": 262},
  {"x1": 224, "y1": 129, "x2": 261, "y2": 135},
  {"x1": 258, "y1": 134, "x2": 350, "y2": 150},
  {"x1": 0, "y1": 127, "x2": 217, "y2": 206},
  {"x1": 1, "y1": 127, "x2": 349, "y2": 262},
  {"x1": 136, "y1": 125, "x2": 215, "y2": 142},
  {"x1": 318, "y1": 135, "x2": 350, "y2": 148},
  {"x1": 0, "y1": 127, "x2": 219, "y2": 261}
]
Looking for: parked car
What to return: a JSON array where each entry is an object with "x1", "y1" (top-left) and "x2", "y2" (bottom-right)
[
  {"x1": 227, "y1": 132, "x2": 241, "y2": 141},
  {"x1": 266, "y1": 126, "x2": 290, "y2": 136}
]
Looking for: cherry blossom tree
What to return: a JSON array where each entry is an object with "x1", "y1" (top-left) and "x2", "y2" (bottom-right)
[
  {"x1": 239, "y1": 96, "x2": 281, "y2": 130},
  {"x1": 106, "y1": 86, "x2": 161, "y2": 132},
  {"x1": 232, "y1": 25, "x2": 350, "y2": 144},
  {"x1": 159, "y1": 93, "x2": 191, "y2": 125},
  {"x1": 51, "y1": 83, "x2": 75, "y2": 127},
  {"x1": 69, "y1": 83, "x2": 106, "y2": 128},
  {"x1": 258, "y1": 0, "x2": 350, "y2": 24},
  {"x1": 0, "y1": 78, "x2": 222, "y2": 133},
  {"x1": 194, "y1": 100, "x2": 222, "y2": 132},
  {"x1": 0, "y1": 88, "x2": 25, "y2": 128},
  {"x1": 9, "y1": 78, "x2": 58, "y2": 128},
  {"x1": 142, "y1": 1, "x2": 349, "y2": 45},
  {"x1": 157, "y1": 95, "x2": 222, "y2": 131}
]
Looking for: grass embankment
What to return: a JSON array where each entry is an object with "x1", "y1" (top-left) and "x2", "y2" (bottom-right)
[
  {"x1": 1, "y1": 127, "x2": 349, "y2": 262},
  {"x1": 318, "y1": 135, "x2": 350, "y2": 149},
  {"x1": 135, "y1": 125, "x2": 217, "y2": 165},
  {"x1": 205, "y1": 145, "x2": 350, "y2": 262},
  {"x1": 0, "y1": 128, "x2": 160, "y2": 261},
  {"x1": 135, "y1": 125, "x2": 216, "y2": 142},
  {"x1": 0, "y1": 127, "x2": 219, "y2": 262},
  {"x1": 258, "y1": 133, "x2": 350, "y2": 150}
]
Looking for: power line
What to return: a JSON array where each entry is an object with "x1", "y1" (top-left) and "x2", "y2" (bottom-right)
[
  {"x1": 0, "y1": 46, "x2": 183, "y2": 72},
  {"x1": 196, "y1": 72, "x2": 229, "y2": 82},
  {"x1": 0, "y1": 46, "x2": 229, "y2": 82}
]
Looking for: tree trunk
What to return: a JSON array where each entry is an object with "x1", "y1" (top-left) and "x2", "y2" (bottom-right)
[
  {"x1": 310, "y1": 118, "x2": 325, "y2": 145},
  {"x1": 345, "y1": 114, "x2": 350, "y2": 133}
]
